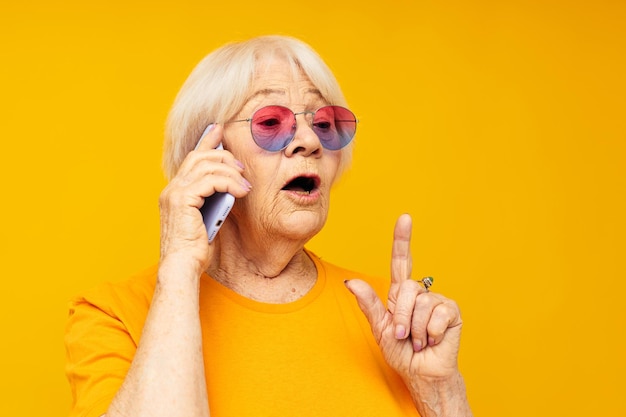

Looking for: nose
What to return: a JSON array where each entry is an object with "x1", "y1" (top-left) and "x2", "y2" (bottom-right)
[{"x1": 284, "y1": 112, "x2": 322, "y2": 158}]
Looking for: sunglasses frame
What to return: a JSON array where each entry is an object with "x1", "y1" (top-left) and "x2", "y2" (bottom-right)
[{"x1": 225, "y1": 105, "x2": 358, "y2": 152}]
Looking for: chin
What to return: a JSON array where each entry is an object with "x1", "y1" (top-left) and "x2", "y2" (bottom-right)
[{"x1": 276, "y1": 210, "x2": 327, "y2": 241}]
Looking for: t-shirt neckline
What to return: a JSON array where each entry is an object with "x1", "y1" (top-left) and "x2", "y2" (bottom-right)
[{"x1": 200, "y1": 249, "x2": 327, "y2": 314}]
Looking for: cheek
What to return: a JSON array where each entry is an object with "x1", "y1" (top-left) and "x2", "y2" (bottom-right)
[
  {"x1": 230, "y1": 184, "x2": 280, "y2": 228},
  {"x1": 323, "y1": 153, "x2": 342, "y2": 185},
  {"x1": 239, "y1": 160, "x2": 282, "y2": 210},
  {"x1": 243, "y1": 156, "x2": 280, "y2": 188}
]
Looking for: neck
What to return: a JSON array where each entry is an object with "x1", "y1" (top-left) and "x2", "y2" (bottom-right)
[{"x1": 207, "y1": 225, "x2": 317, "y2": 303}]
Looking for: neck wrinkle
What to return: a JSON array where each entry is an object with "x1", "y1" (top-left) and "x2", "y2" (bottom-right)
[{"x1": 207, "y1": 232, "x2": 317, "y2": 304}]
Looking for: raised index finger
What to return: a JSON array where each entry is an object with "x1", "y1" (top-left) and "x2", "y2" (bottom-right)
[{"x1": 391, "y1": 213, "x2": 413, "y2": 284}]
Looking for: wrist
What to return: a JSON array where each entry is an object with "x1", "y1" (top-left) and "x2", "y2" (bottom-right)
[
  {"x1": 406, "y1": 371, "x2": 472, "y2": 417},
  {"x1": 158, "y1": 255, "x2": 205, "y2": 289}
]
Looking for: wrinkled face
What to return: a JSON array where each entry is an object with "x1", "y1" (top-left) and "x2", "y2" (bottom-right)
[{"x1": 222, "y1": 57, "x2": 342, "y2": 242}]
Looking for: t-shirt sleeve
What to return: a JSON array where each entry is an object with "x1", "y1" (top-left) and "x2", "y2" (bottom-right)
[{"x1": 64, "y1": 296, "x2": 138, "y2": 417}]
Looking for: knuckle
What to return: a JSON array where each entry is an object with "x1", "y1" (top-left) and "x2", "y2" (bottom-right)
[
  {"x1": 438, "y1": 300, "x2": 459, "y2": 318},
  {"x1": 159, "y1": 187, "x2": 173, "y2": 205},
  {"x1": 431, "y1": 302, "x2": 451, "y2": 319},
  {"x1": 404, "y1": 279, "x2": 421, "y2": 292},
  {"x1": 429, "y1": 305, "x2": 455, "y2": 332},
  {"x1": 160, "y1": 185, "x2": 187, "y2": 208},
  {"x1": 421, "y1": 290, "x2": 437, "y2": 301}
]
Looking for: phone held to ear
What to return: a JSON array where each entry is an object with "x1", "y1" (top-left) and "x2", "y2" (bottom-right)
[{"x1": 194, "y1": 124, "x2": 235, "y2": 243}]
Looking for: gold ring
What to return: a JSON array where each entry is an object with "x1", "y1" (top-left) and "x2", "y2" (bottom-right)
[{"x1": 416, "y1": 276, "x2": 434, "y2": 291}]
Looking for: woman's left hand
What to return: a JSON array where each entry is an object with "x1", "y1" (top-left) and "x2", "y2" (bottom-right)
[{"x1": 345, "y1": 214, "x2": 463, "y2": 382}]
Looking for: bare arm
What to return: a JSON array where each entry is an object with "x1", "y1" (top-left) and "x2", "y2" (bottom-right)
[
  {"x1": 404, "y1": 372, "x2": 472, "y2": 417},
  {"x1": 103, "y1": 125, "x2": 251, "y2": 417},
  {"x1": 105, "y1": 259, "x2": 209, "y2": 417}
]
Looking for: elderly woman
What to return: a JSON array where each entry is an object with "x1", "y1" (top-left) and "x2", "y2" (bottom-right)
[{"x1": 65, "y1": 35, "x2": 472, "y2": 417}]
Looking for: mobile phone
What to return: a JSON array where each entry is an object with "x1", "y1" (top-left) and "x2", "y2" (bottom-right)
[{"x1": 195, "y1": 124, "x2": 235, "y2": 243}]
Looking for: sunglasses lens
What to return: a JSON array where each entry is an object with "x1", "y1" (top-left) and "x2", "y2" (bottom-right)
[
  {"x1": 312, "y1": 106, "x2": 357, "y2": 150},
  {"x1": 250, "y1": 106, "x2": 295, "y2": 151},
  {"x1": 248, "y1": 105, "x2": 357, "y2": 152}
]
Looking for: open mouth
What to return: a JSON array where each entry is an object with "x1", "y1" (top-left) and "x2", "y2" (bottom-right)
[{"x1": 281, "y1": 175, "x2": 320, "y2": 194}]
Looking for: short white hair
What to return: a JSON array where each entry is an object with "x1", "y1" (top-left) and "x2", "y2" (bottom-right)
[{"x1": 163, "y1": 35, "x2": 353, "y2": 180}]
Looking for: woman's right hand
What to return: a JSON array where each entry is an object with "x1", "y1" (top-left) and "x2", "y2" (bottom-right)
[{"x1": 158, "y1": 124, "x2": 252, "y2": 275}]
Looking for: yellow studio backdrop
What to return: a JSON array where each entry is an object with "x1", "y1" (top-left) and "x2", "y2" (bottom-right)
[{"x1": 1, "y1": 0, "x2": 624, "y2": 415}]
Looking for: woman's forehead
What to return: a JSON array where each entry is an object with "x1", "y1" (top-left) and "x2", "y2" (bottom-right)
[
  {"x1": 239, "y1": 56, "x2": 328, "y2": 110},
  {"x1": 253, "y1": 56, "x2": 308, "y2": 85},
  {"x1": 244, "y1": 71, "x2": 326, "y2": 109}
]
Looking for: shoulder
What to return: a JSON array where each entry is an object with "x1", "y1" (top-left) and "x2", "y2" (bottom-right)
[
  {"x1": 71, "y1": 264, "x2": 158, "y2": 310},
  {"x1": 68, "y1": 265, "x2": 158, "y2": 339}
]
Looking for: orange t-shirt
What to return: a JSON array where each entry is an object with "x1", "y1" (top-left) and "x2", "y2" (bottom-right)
[{"x1": 65, "y1": 250, "x2": 418, "y2": 417}]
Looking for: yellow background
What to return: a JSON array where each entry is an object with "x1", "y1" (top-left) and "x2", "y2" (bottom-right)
[{"x1": 1, "y1": 0, "x2": 625, "y2": 415}]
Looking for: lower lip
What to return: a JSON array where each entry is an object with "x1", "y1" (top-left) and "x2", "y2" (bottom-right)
[{"x1": 281, "y1": 188, "x2": 321, "y2": 204}]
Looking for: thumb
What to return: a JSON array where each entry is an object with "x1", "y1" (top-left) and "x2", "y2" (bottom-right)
[{"x1": 344, "y1": 279, "x2": 387, "y2": 340}]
